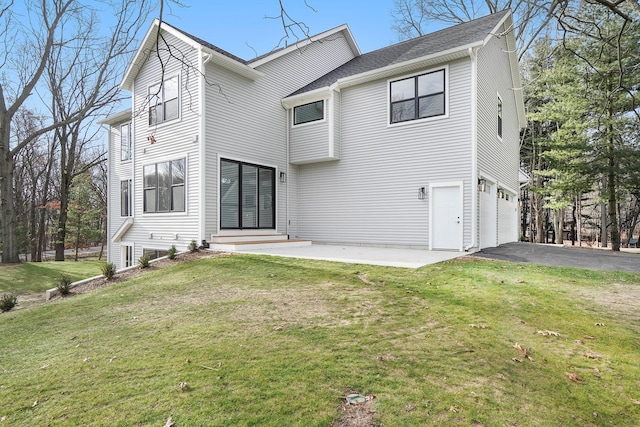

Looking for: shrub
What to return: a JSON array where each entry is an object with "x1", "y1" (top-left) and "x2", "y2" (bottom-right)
[
  {"x1": 101, "y1": 262, "x2": 117, "y2": 280},
  {"x1": 138, "y1": 254, "x2": 150, "y2": 269},
  {"x1": 188, "y1": 240, "x2": 199, "y2": 253},
  {"x1": 167, "y1": 245, "x2": 178, "y2": 260},
  {"x1": 57, "y1": 274, "x2": 73, "y2": 296},
  {"x1": 0, "y1": 293, "x2": 18, "y2": 312}
]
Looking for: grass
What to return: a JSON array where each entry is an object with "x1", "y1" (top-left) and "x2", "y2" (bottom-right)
[
  {"x1": 0, "y1": 260, "x2": 105, "y2": 294},
  {"x1": 1, "y1": 254, "x2": 639, "y2": 426}
]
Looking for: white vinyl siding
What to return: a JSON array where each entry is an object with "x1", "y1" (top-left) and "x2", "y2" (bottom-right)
[
  {"x1": 477, "y1": 26, "x2": 519, "y2": 191},
  {"x1": 111, "y1": 29, "x2": 201, "y2": 268},
  {"x1": 296, "y1": 58, "x2": 473, "y2": 247},
  {"x1": 203, "y1": 30, "x2": 357, "y2": 238}
]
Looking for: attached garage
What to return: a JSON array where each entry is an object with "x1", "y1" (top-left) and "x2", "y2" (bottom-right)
[
  {"x1": 479, "y1": 180, "x2": 497, "y2": 249},
  {"x1": 498, "y1": 189, "x2": 518, "y2": 244}
]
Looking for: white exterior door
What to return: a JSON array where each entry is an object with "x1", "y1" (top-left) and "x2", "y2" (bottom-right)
[
  {"x1": 430, "y1": 183, "x2": 463, "y2": 250},
  {"x1": 498, "y1": 192, "x2": 517, "y2": 244},
  {"x1": 480, "y1": 182, "x2": 497, "y2": 249}
]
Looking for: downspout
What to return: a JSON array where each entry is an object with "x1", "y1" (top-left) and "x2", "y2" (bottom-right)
[
  {"x1": 280, "y1": 100, "x2": 290, "y2": 237},
  {"x1": 465, "y1": 46, "x2": 478, "y2": 251},
  {"x1": 198, "y1": 49, "x2": 212, "y2": 244}
]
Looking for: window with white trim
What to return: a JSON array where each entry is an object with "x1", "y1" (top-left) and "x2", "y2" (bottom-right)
[
  {"x1": 120, "y1": 122, "x2": 131, "y2": 161},
  {"x1": 293, "y1": 100, "x2": 324, "y2": 125},
  {"x1": 123, "y1": 245, "x2": 133, "y2": 268},
  {"x1": 143, "y1": 158, "x2": 185, "y2": 213},
  {"x1": 120, "y1": 179, "x2": 132, "y2": 217},
  {"x1": 148, "y1": 75, "x2": 179, "y2": 126},
  {"x1": 497, "y1": 95, "x2": 503, "y2": 139},
  {"x1": 390, "y1": 69, "x2": 445, "y2": 123}
]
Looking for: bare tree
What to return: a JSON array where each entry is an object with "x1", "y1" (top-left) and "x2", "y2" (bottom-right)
[{"x1": 0, "y1": 0, "x2": 151, "y2": 263}]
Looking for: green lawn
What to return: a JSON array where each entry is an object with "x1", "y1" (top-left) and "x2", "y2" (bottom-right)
[
  {"x1": 0, "y1": 260, "x2": 105, "y2": 294},
  {"x1": 1, "y1": 254, "x2": 639, "y2": 426}
]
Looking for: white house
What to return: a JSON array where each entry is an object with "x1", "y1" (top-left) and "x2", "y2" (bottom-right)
[{"x1": 104, "y1": 10, "x2": 525, "y2": 270}]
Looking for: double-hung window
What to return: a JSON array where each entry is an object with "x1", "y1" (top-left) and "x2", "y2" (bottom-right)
[
  {"x1": 148, "y1": 75, "x2": 179, "y2": 126},
  {"x1": 390, "y1": 69, "x2": 445, "y2": 124},
  {"x1": 121, "y1": 179, "x2": 132, "y2": 217},
  {"x1": 143, "y1": 158, "x2": 185, "y2": 213},
  {"x1": 120, "y1": 123, "x2": 131, "y2": 161}
]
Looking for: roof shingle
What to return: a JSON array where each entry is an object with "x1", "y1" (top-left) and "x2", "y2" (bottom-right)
[{"x1": 289, "y1": 10, "x2": 510, "y2": 97}]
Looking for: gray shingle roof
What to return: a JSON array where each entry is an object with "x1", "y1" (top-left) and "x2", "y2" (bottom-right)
[
  {"x1": 170, "y1": 24, "x2": 249, "y2": 65},
  {"x1": 289, "y1": 10, "x2": 510, "y2": 97}
]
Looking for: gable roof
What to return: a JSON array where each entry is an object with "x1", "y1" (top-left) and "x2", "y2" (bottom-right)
[
  {"x1": 120, "y1": 20, "x2": 359, "y2": 90},
  {"x1": 289, "y1": 10, "x2": 511, "y2": 97}
]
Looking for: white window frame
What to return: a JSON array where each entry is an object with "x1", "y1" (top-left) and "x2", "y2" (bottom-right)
[
  {"x1": 388, "y1": 65, "x2": 449, "y2": 126},
  {"x1": 120, "y1": 179, "x2": 132, "y2": 217},
  {"x1": 292, "y1": 100, "x2": 326, "y2": 127},
  {"x1": 122, "y1": 244, "x2": 134, "y2": 268},
  {"x1": 120, "y1": 122, "x2": 131, "y2": 161},
  {"x1": 497, "y1": 92, "x2": 503, "y2": 140},
  {"x1": 143, "y1": 157, "x2": 186, "y2": 214},
  {"x1": 148, "y1": 74, "x2": 180, "y2": 127}
]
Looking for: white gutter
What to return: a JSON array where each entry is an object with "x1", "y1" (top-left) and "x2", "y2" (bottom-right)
[
  {"x1": 280, "y1": 100, "x2": 290, "y2": 237},
  {"x1": 465, "y1": 46, "x2": 479, "y2": 252}
]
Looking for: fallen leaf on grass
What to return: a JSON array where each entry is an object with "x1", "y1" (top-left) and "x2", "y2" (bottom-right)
[
  {"x1": 565, "y1": 372, "x2": 583, "y2": 383},
  {"x1": 449, "y1": 406, "x2": 460, "y2": 413},
  {"x1": 32, "y1": 400, "x2": 38, "y2": 408},
  {"x1": 469, "y1": 324, "x2": 488, "y2": 329},
  {"x1": 537, "y1": 330, "x2": 561, "y2": 337},
  {"x1": 39, "y1": 364, "x2": 49, "y2": 369},
  {"x1": 574, "y1": 340, "x2": 585, "y2": 345},
  {"x1": 584, "y1": 352, "x2": 601, "y2": 360},
  {"x1": 631, "y1": 399, "x2": 640, "y2": 405},
  {"x1": 513, "y1": 343, "x2": 534, "y2": 361},
  {"x1": 178, "y1": 382, "x2": 187, "y2": 391},
  {"x1": 164, "y1": 416, "x2": 174, "y2": 427},
  {"x1": 584, "y1": 335, "x2": 596, "y2": 339},
  {"x1": 201, "y1": 362, "x2": 222, "y2": 370},
  {"x1": 512, "y1": 358, "x2": 523, "y2": 363},
  {"x1": 595, "y1": 322, "x2": 605, "y2": 326}
]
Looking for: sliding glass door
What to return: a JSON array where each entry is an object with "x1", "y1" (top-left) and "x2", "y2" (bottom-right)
[{"x1": 220, "y1": 159, "x2": 275, "y2": 229}]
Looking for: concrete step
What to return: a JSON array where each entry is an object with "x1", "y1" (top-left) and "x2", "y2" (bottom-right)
[
  {"x1": 208, "y1": 239, "x2": 312, "y2": 251},
  {"x1": 210, "y1": 234, "x2": 289, "y2": 243}
]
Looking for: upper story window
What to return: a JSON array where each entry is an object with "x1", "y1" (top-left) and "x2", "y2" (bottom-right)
[
  {"x1": 120, "y1": 122, "x2": 131, "y2": 161},
  {"x1": 390, "y1": 69, "x2": 445, "y2": 124},
  {"x1": 121, "y1": 179, "x2": 132, "y2": 217},
  {"x1": 148, "y1": 75, "x2": 179, "y2": 126},
  {"x1": 293, "y1": 100, "x2": 324, "y2": 125},
  {"x1": 143, "y1": 158, "x2": 185, "y2": 213},
  {"x1": 497, "y1": 95, "x2": 503, "y2": 139}
]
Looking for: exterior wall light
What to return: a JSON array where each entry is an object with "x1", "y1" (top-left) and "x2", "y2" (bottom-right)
[
  {"x1": 478, "y1": 178, "x2": 486, "y2": 192},
  {"x1": 418, "y1": 187, "x2": 426, "y2": 200},
  {"x1": 279, "y1": 171, "x2": 286, "y2": 183}
]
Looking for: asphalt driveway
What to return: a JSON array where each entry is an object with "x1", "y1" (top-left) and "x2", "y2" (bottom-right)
[{"x1": 475, "y1": 242, "x2": 640, "y2": 272}]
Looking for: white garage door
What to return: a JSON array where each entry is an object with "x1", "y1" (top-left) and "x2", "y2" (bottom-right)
[
  {"x1": 480, "y1": 182, "x2": 497, "y2": 249},
  {"x1": 498, "y1": 192, "x2": 517, "y2": 245}
]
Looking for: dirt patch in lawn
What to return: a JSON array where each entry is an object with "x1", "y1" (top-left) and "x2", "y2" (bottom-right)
[
  {"x1": 331, "y1": 391, "x2": 379, "y2": 427},
  {"x1": 575, "y1": 283, "x2": 640, "y2": 330}
]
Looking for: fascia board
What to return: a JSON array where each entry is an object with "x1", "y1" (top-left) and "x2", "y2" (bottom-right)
[
  {"x1": 201, "y1": 47, "x2": 264, "y2": 80},
  {"x1": 281, "y1": 87, "x2": 332, "y2": 109}
]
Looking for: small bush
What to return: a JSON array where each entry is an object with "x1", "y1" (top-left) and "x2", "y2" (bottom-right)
[
  {"x1": 0, "y1": 293, "x2": 18, "y2": 312},
  {"x1": 188, "y1": 240, "x2": 199, "y2": 253},
  {"x1": 101, "y1": 262, "x2": 116, "y2": 280},
  {"x1": 57, "y1": 274, "x2": 73, "y2": 296},
  {"x1": 167, "y1": 245, "x2": 177, "y2": 260},
  {"x1": 138, "y1": 254, "x2": 150, "y2": 269}
]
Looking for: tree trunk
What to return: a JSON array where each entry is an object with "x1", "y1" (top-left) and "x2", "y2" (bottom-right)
[
  {"x1": 576, "y1": 193, "x2": 582, "y2": 247},
  {"x1": 0, "y1": 120, "x2": 20, "y2": 264},
  {"x1": 601, "y1": 200, "x2": 608, "y2": 248}
]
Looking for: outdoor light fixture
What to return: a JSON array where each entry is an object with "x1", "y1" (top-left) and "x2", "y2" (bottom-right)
[
  {"x1": 478, "y1": 178, "x2": 486, "y2": 192},
  {"x1": 147, "y1": 135, "x2": 156, "y2": 144},
  {"x1": 497, "y1": 188, "x2": 505, "y2": 199},
  {"x1": 279, "y1": 171, "x2": 286, "y2": 183},
  {"x1": 418, "y1": 187, "x2": 426, "y2": 200}
]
